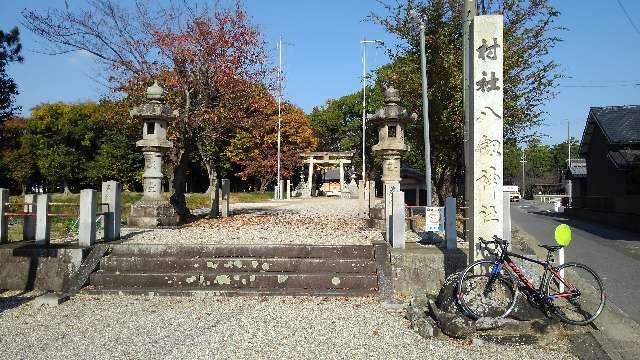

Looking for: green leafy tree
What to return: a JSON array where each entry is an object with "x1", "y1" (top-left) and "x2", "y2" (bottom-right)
[
  {"x1": 0, "y1": 26, "x2": 23, "y2": 122},
  {"x1": 522, "y1": 137, "x2": 553, "y2": 195},
  {"x1": 550, "y1": 138, "x2": 581, "y2": 172},
  {"x1": 0, "y1": 118, "x2": 29, "y2": 191},
  {"x1": 503, "y1": 139, "x2": 521, "y2": 185},
  {"x1": 86, "y1": 129, "x2": 143, "y2": 190},
  {"x1": 308, "y1": 87, "x2": 383, "y2": 179},
  {"x1": 3, "y1": 140, "x2": 36, "y2": 194},
  {"x1": 26, "y1": 102, "x2": 100, "y2": 193},
  {"x1": 370, "y1": 0, "x2": 563, "y2": 203}
]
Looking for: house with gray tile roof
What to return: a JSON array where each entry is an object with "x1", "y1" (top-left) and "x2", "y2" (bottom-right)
[{"x1": 565, "y1": 106, "x2": 640, "y2": 232}]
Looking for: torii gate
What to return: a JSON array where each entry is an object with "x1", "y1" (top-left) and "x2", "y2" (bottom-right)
[{"x1": 300, "y1": 152, "x2": 353, "y2": 196}]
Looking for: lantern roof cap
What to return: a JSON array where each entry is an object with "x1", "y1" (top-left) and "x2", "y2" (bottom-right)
[
  {"x1": 368, "y1": 85, "x2": 412, "y2": 125},
  {"x1": 146, "y1": 80, "x2": 164, "y2": 101}
]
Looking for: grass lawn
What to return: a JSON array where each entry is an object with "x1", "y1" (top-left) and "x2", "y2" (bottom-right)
[{"x1": 5, "y1": 191, "x2": 273, "y2": 242}]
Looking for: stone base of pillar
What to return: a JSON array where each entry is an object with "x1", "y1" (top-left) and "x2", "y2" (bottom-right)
[{"x1": 128, "y1": 200, "x2": 178, "y2": 228}]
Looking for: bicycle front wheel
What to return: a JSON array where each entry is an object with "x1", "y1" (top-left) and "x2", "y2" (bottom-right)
[
  {"x1": 457, "y1": 260, "x2": 518, "y2": 319},
  {"x1": 544, "y1": 262, "x2": 605, "y2": 326}
]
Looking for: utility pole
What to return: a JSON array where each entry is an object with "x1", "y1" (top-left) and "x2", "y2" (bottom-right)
[
  {"x1": 463, "y1": 0, "x2": 476, "y2": 161},
  {"x1": 567, "y1": 120, "x2": 571, "y2": 168},
  {"x1": 463, "y1": 0, "x2": 476, "y2": 242},
  {"x1": 360, "y1": 38, "x2": 383, "y2": 183},
  {"x1": 521, "y1": 148, "x2": 527, "y2": 196},
  {"x1": 409, "y1": 10, "x2": 432, "y2": 207},
  {"x1": 276, "y1": 37, "x2": 283, "y2": 199}
]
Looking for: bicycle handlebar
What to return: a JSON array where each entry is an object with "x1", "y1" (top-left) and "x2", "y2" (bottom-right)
[{"x1": 479, "y1": 236, "x2": 509, "y2": 253}]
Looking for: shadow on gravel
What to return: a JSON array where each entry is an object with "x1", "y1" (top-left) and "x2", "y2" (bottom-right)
[
  {"x1": 526, "y1": 210, "x2": 640, "y2": 243},
  {"x1": 232, "y1": 207, "x2": 300, "y2": 216},
  {"x1": 0, "y1": 291, "x2": 40, "y2": 315}
]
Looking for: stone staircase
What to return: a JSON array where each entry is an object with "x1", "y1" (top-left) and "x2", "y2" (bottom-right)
[{"x1": 86, "y1": 244, "x2": 385, "y2": 296}]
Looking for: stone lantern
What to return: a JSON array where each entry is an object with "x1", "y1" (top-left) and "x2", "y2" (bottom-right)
[
  {"x1": 128, "y1": 80, "x2": 179, "y2": 227},
  {"x1": 370, "y1": 86, "x2": 414, "y2": 237}
]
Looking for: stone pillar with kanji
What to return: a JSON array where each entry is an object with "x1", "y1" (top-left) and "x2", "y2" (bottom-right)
[
  {"x1": 467, "y1": 15, "x2": 505, "y2": 263},
  {"x1": 128, "y1": 80, "x2": 179, "y2": 227}
]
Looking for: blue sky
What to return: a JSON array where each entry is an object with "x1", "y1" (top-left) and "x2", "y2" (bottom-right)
[{"x1": 2, "y1": 0, "x2": 640, "y2": 144}]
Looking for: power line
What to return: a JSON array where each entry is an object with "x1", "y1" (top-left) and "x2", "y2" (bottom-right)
[
  {"x1": 559, "y1": 84, "x2": 640, "y2": 88},
  {"x1": 615, "y1": 0, "x2": 640, "y2": 38}
]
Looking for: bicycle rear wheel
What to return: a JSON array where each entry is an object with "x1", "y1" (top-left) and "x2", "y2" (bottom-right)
[
  {"x1": 457, "y1": 260, "x2": 518, "y2": 319},
  {"x1": 544, "y1": 262, "x2": 605, "y2": 325}
]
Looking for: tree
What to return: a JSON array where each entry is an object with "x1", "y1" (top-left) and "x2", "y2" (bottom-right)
[
  {"x1": 0, "y1": 26, "x2": 23, "y2": 122},
  {"x1": 0, "y1": 117, "x2": 32, "y2": 192},
  {"x1": 523, "y1": 137, "x2": 552, "y2": 181},
  {"x1": 23, "y1": 1, "x2": 274, "y2": 216},
  {"x1": 227, "y1": 99, "x2": 318, "y2": 191},
  {"x1": 85, "y1": 99, "x2": 144, "y2": 190},
  {"x1": 550, "y1": 138, "x2": 581, "y2": 173},
  {"x1": 3, "y1": 141, "x2": 36, "y2": 194},
  {"x1": 86, "y1": 129, "x2": 143, "y2": 190},
  {"x1": 25, "y1": 102, "x2": 100, "y2": 193},
  {"x1": 308, "y1": 87, "x2": 383, "y2": 180},
  {"x1": 369, "y1": 0, "x2": 563, "y2": 203},
  {"x1": 503, "y1": 138, "x2": 521, "y2": 184}
]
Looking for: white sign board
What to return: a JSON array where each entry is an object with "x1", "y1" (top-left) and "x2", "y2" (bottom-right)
[{"x1": 425, "y1": 207, "x2": 445, "y2": 232}]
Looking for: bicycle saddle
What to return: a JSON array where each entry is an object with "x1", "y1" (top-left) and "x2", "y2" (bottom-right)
[{"x1": 539, "y1": 244, "x2": 563, "y2": 252}]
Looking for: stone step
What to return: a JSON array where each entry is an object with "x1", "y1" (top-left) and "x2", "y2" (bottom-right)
[
  {"x1": 109, "y1": 244, "x2": 375, "y2": 259},
  {"x1": 90, "y1": 271, "x2": 378, "y2": 291},
  {"x1": 81, "y1": 287, "x2": 376, "y2": 297},
  {"x1": 100, "y1": 257, "x2": 376, "y2": 274}
]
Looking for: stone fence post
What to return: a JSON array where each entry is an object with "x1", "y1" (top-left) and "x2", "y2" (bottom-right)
[
  {"x1": 35, "y1": 194, "x2": 50, "y2": 245},
  {"x1": 102, "y1": 181, "x2": 122, "y2": 241},
  {"x1": 391, "y1": 190, "x2": 405, "y2": 249},
  {"x1": 280, "y1": 180, "x2": 285, "y2": 201},
  {"x1": 286, "y1": 179, "x2": 291, "y2": 200},
  {"x1": 503, "y1": 191, "x2": 512, "y2": 250},
  {"x1": 445, "y1": 197, "x2": 457, "y2": 249},
  {"x1": 210, "y1": 179, "x2": 220, "y2": 217},
  {"x1": 0, "y1": 188, "x2": 8, "y2": 243},
  {"x1": 368, "y1": 181, "x2": 376, "y2": 200},
  {"x1": 79, "y1": 189, "x2": 97, "y2": 247},
  {"x1": 358, "y1": 180, "x2": 366, "y2": 201},
  {"x1": 23, "y1": 194, "x2": 36, "y2": 241},
  {"x1": 221, "y1": 179, "x2": 230, "y2": 218}
]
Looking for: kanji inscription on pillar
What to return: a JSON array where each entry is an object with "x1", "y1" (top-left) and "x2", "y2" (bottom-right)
[{"x1": 468, "y1": 15, "x2": 504, "y2": 263}]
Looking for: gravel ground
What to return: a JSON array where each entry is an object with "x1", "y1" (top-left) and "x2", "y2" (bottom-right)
[
  {"x1": 0, "y1": 292, "x2": 576, "y2": 360},
  {"x1": 122, "y1": 198, "x2": 384, "y2": 245}
]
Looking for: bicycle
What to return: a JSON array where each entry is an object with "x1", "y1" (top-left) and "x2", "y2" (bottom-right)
[{"x1": 457, "y1": 234, "x2": 605, "y2": 325}]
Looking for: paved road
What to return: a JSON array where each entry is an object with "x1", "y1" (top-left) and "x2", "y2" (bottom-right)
[{"x1": 511, "y1": 200, "x2": 640, "y2": 324}]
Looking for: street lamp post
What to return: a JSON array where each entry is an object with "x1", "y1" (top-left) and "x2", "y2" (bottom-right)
[
  {"x1": 360, "y1": 38, "x2": 383, "y2": 184},
  {"x1": 410, "y1": 10, "x2": 432, "y2": 207},
  {"x1": 276, "y1": 37, "x2": 283, "y2": 199}
]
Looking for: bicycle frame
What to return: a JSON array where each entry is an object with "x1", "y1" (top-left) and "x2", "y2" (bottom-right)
[{"x1": 489, "y1": 245, "x2": 579, "y2": 302}]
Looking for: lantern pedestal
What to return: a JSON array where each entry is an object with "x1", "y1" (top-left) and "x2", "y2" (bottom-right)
[{"x1": 128, "y1": 200, "x2": 178, "y2": 228}]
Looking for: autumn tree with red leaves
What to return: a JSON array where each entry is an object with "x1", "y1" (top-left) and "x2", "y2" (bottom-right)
[
  {"x1": 23, "y1": 1, "x2": 279, "y2": 216},
  {"x1": 226, "y1": 93, "x2": 317, "y2": 192}
]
